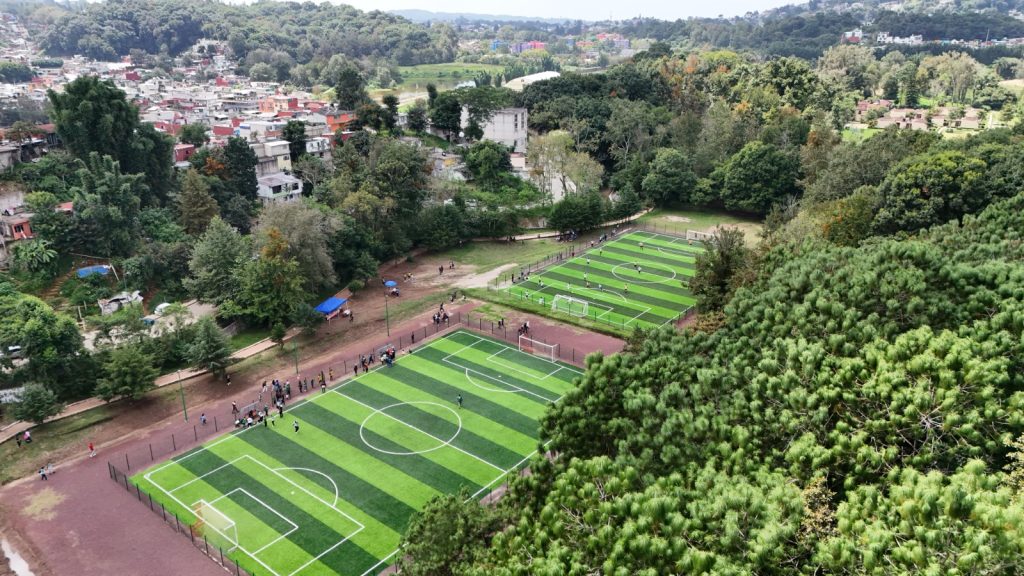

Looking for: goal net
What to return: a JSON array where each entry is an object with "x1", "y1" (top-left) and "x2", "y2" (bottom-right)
[
  {"x1": 193, "y1": 500, "x2": 238, "y2": 552},
  {"x1": 519, "y1": 335, "x2": 557, "y2": 362},
  {"x1": 551, "y1": 294, "x2": 589, "y2": 318},
  {"x1": 685, "y1": 230, "x2": 714, "y2": 243}
]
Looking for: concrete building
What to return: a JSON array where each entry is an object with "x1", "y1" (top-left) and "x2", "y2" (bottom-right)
[
  {"x1": 257, "y1": 173, "x2": 302, "y2": 205},
  {"x1": 251, "y1": 139, "x2": 292, "y2": 177},
  {"x1": 305, "y1": 136, "x2": 331, "y2": 161},
  {"x1": 463, "y1": 107, "x2": 529, "y2": 153}
]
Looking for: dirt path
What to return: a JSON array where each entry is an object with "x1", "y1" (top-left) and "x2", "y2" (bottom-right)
[{"x1": 0, "y1": 304, "x2": 622, "y2": 576}]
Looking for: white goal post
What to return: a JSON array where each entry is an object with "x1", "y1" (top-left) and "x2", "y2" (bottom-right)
[
  {"x1": 685, "y1": 230, "x2": 714, "y2": 243},
  {"x1": 551, "y1": 294, "x2": 589, "y2": 318},
  {"x1": 518, "y1": 335, "x2": 557, "y2": 362},
  {"x1": 193, "y1": 499, "x2": 239, "y2": 552}
]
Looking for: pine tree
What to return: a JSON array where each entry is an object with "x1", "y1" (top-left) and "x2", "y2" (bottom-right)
[{"x1": 177, "y1": 169, "x2": 219, "y2": 236}]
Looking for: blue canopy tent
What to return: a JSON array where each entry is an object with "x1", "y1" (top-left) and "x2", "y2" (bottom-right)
[
  {"x1": 76, "y1": 265, "x2": 111, "y2": 278},
  {"x1": 384, "y1": 280, "x2": 397, "y2": 287},
  {"x1": 315, "y1": 296, "x2": 348, "y2": 322}
]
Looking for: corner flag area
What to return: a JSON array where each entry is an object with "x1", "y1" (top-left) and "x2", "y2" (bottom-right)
[
  {"x1": 133, "y1": 330, "x2": 581, "y2": 576},
  {"x1": 507, "y1": 231, "x2": 703, "y2": 329}
]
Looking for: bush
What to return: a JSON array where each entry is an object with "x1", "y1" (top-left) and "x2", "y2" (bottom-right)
[{"x1": 348, "y1": 279, "x2": 365, "y2": 292}]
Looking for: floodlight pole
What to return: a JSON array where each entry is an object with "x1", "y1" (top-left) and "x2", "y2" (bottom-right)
[
  {"x1": 177, "y1": 370, "x2": 188, "y2": 422},
  {"x1": 292, "y1": 341, "x2": 299, "y2": 375}
]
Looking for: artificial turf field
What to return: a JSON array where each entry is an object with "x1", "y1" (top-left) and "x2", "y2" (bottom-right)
[
  {"x1": 506, "y1": 231, "x2": 703, "y2": 329},
  {"x1": 133, "y1": 330, "x2": 581, "y2": 576}
]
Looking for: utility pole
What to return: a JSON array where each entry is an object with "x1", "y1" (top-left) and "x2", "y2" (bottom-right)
[
  {"x1": 292, "y1": 340, "x2": 299, "y2": 375},
  {"x1": 177, "y1": 370, "x2": 188, "y2": 422}
]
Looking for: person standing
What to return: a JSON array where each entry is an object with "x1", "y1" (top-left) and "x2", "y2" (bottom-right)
[
  {"x1": 39, "y1": 467, "x2": 47, "y2": 481},
  {"x1": 293, "y1": 420, "x2": 300, "y2": 433},
  {"x1": 200, "y1": 413, "x2": 207, "y2": 425},
  {"x1": 329, "y1": 368, "x2": 334, "y2": 381},
  {"x1": 232, "y1": 401, "x2": 239, "y2": 417},
  {"x1": 46, "y1": 462, "x2": 54, "y2": 477},
  {"x1": 88, "y1": 442, "x2": 96, "y2": 458},
  {"x1": 456, "y1": 394, "x2": 463, "y2": 409},
  {"x1": 321, "y1": 380, "x2": 326, "y2": 393}
]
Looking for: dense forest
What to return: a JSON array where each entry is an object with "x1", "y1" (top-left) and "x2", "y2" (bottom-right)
[
  {"x1": 615, "y1": 13, "x2": 861, "y2": 59},
  {"x1": 379, "y1": 38, "x2": 1024, "y2": 573},
  {"x1": 400, "y1": 174, "x2": 1024, "y2": 575},
  {"x1": 397, "y1": 74, "x2": 1024, "y2": 576},
  {"x1": 38, "y1": 0, "x2": 457, "y2": 67},
  {"x1": 872, "y1": 10, "x2": 1024, "y2": 40}
]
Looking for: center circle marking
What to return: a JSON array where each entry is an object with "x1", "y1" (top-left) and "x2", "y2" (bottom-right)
[
  {"x1": 359, "y1": 401, "x2": 462, "y2": 456},
  {"x1": 610, "y1": 263, "x2": 677, "y2": 285}
]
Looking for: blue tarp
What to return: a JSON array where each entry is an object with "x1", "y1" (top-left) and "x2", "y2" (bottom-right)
[
  {"x1": 77, "y1": 265, "x2": 111, "y2": 278},
  {"x1": 315, "y1": 296, "x2": 348, "y2": 315},
  {"x1": 384, "y1": 280, "x2": 397, "y2": 287}
]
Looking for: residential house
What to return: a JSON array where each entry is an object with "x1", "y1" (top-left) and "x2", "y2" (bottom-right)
[
  {"x1": 174, "y1": 143, "x2": 196, "y2": 164},
  {"x1": 259, "y1": 95, "x2": 298, "y2": 114},
  {"x1": 305, "y1": 136, "x2": 331, "y2": 161},
  {"x1": 854, "y1": 98, "x2": 893, "y2": 121},
  {"x1": 325, "y1": 110, "x2": 355, "y2": 134},
  {"x1": 257, "y1": 173, "x2": 302, "y2": 205},
  {"x1": 0, "y1": 144, "x2": 18, "y2": 170},
  {"x1": 251, "y1": 139, "x2": 292, "y2": 176}
]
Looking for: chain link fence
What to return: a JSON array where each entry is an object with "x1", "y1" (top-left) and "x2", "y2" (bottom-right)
[{"x1": 108, "y1": 461, "x2": 255, "y2": 576}]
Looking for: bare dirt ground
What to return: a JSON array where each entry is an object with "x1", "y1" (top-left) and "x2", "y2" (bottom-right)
[
  {"x1": 697, "y1": 222, "x2": 763, "y2": 247},
  {"x1": 0, "y1": 290, "x2": 622, "y2": 576},
  {"x1": 663, "y1": 215, "x2": 693, "y2": 223}
]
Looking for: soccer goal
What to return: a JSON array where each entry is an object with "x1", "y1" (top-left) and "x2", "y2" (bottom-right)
[
  {"x1": 519, "y1": 335, "x2": 557, "y2": 362},
  {"x1": 686, "y1": 230, "x2": 714, "y2": 243},
  {"x1": 551, "y1": 294, "x2": 589, "y2": 318},
  {"x1": 193, "y1": 500, "x2": 239, "y2": 552}
]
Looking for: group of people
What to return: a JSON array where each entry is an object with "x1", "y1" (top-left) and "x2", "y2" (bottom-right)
[
  {"x1": 14, "y1": 429, "x2": 32, "y2": 447},
  {"x1": 517, "y1": 321, "x2": 531, "y2": 336},
  {"x1": 380, "y1": 346, "x2": 397, "y2": 368},
  {"x1": 432, "y1": 310, "x2": 450, "y2": 325},
  {"x1": 261, "y1": 379, "x2": 293, "y2": 404}
]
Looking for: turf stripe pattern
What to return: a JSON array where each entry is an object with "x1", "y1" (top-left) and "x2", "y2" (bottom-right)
[
  {"x1": 133, "y1": 330, "x2": 581, "y2": 576},
  {"x1": 505, "y1": 231, "x2": 702, "y2": 329}
]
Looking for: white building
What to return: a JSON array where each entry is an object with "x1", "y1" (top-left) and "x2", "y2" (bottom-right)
[
  {"x1": 257, "y1": 173, "x2": 302, "y2": 205},
  {"x1": 305, "y1": 136, "x2": 331, "y2": 161},
  {"x1": 463, "y1": 107, "x2": 529, "y2": 153},
  {"x1": 504, "y1": 70, "x2": 561, "y2": 92}
]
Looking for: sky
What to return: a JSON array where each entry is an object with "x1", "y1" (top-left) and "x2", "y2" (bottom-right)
[{"x1": 338, "y1": 0, "x2": 802, "y2": 21}]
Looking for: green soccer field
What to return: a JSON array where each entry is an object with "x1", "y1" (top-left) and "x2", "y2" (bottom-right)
[
  {"x1": 506, "y1": 231, "x2": 702, "y2": 329},
  {"x1": 133, "y1": 330, "x2": 580, "y2": 576}
]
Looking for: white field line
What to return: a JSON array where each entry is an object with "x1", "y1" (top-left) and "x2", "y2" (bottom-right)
[
  {"x1": 335, "y1": 390, "x2": 506, "y2": 473},
  {"x1": 142, "y1": 330, "x2": 578, "y2": 576}
]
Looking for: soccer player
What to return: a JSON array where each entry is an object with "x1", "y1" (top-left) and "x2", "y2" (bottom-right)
[{"x1": 456, "y1": 394, "x2": 463, "y2": 409}]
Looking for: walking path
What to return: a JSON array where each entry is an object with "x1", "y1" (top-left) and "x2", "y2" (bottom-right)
[
  {"x1": 0, "y1": 328, "x2": 300, "y2": 446},
  {"x1": 0, "y1": 304, "x2": 621, "y2": 576}
]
